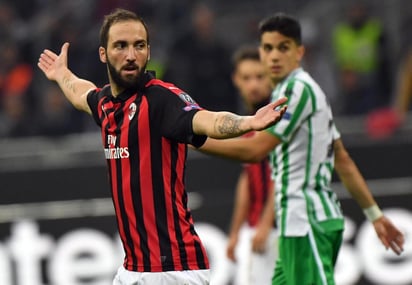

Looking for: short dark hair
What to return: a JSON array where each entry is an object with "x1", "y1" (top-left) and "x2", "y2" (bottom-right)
[
  {"x1": 231, "y1": 46, "x2": 260, "y2": 69},
  {"x1": 99, "y1": 8, "x2": 150, "y2": 48},
  {"x1": 258, "y1": 13, "x2": 302, "y2": 45}
]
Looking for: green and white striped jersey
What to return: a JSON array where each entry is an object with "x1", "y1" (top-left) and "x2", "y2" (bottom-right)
[{"x1": 267, "y1": 68, "x2": 344, "y2": 237}]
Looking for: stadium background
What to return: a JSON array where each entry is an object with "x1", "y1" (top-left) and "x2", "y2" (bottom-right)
[{"x1": 0, "y1": 0, "x2": 411, "y2": 284}]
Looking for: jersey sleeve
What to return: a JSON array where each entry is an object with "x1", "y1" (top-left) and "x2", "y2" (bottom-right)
[
  {"x1": 87, "y1": 87, "x2": 105, "y2": 127},
  {"x1": 154, "y1": 86, "x2": 207, "y2": 147},
  {"x1": 267, "y1": 80, "x2": 315, "y2": 142},
  {"x1": 332, "y1": 121, "x2": 341, "y2": 141}
]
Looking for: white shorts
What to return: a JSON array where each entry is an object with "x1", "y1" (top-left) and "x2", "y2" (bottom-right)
[
  {"x1": 113, "y1": 266, "x2": 210, "y2": 285},
  {"x1": 232, "y1": 224, "x2": 278, "y2": 285}
]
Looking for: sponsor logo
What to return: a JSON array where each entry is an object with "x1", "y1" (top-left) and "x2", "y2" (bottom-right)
[{"x1": 104, "y1": 135, "x2": 129, "y2": 159}]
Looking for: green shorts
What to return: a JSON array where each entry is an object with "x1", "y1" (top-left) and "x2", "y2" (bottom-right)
[{"x1": 272, "y1": 227, "x2": 343, "y2": 285}]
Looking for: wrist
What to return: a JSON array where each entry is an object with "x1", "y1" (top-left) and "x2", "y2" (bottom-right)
[{"x1": 363, "y1": 204, "x2": 383, "y2": 222}]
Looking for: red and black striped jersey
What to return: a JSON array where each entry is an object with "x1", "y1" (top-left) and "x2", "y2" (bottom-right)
[
  {"x1": 245, "y1": 158, "x2": 273, "y2": 227},
  {"x1": 87, "y1": 71, "x2": 209, "y2": 272},
  {"x1": 242, "y1": 132, "x2": 273, "y2": 227}
]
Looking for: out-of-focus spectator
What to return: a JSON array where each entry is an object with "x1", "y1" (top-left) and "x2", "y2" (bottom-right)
[
  {"x1": 332, "y1": 2, "x2": 392, "y2": 115},
  {"x1": 163, "y1": 2, "x2": 237, "y2": 112},
  {"x1": 392, "y1": 49, "x2": 412, "y2": 120},
  {"x1": 301, "y1": 18, "x2": 339, "y2": 114},
  {"x1": 0, "y1": 40, "x2": 34, "y2": 138},
  {"x1": 35, "y1": 84, "x2": 87, "y2": 136},
  {"x1": 365, "y1": 47, "x2": 412, "y2": 140}
]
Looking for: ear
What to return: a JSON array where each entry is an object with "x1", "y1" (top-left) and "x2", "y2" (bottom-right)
[
  {"x1": 232, "y1": 71, "x2": 240, "y2": 89},
  {"x1": 297, "y1": 45, "x2": 305, "y2": 62},
  {"x1": 99, "y1": 46, "x2": 107, "y2": 63},
  {"x1": 147, "y1": 45, "x2": 151, "y2": 61}
]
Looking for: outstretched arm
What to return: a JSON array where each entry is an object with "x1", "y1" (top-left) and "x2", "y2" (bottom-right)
[
  {"x1": 38, "y1": 42, "x2": 96, "y2": 114},
  {"x1": 192, "y1": 97, "x2": 287, "y2": 139},
  {"x1": 334, "y1": 138, "x2": 404, "y2": 255},
  {"x1": 197, "y1": 130, "x2": 281, "y2": 163}
]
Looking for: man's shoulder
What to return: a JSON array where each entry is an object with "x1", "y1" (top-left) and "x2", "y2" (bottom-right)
[{"x1": 87, "y1": 84, "x2": 111, "y2": 101}]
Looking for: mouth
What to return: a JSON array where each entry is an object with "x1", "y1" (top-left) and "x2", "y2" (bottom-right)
[
  {"x1": 270, "y1": 65, "x2": 282, "y2": 73},
  {"x1": 122, "y1": 65, "x2": 139, "y2": 75}
]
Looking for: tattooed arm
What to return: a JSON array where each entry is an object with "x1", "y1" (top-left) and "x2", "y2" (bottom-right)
[
  {"x1": 192, "y1": 97, "x2": 285, "y2": 162},
  {"x1": 38, "y1": 42, "x2": 95, "y2": 114},
  {"x1": 192, "y1": 96, "x2": 287, "y2": 139}
]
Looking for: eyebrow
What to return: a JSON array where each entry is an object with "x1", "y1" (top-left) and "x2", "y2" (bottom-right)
[{"x1": 112, "y1": 39, "x2": 147, "y2": 45}]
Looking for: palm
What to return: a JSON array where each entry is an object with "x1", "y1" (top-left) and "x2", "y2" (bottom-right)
[
  {"x1": 253, "y1": 97, "x2": 288, "y2": 130},
  {"x1": 38, "y1": 42, "x2": 69, "y2": 81}
]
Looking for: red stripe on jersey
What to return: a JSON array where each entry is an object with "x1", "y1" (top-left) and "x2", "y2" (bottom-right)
[
  {"x1": 100, "y1": 99, "x2": 133, "y2": 268},
  {"x1": 246, "y1": 159, "x2": 273, "y2": 226},
  {"x1": 138, "y1": 96, "x2": 161, "y2": 268},
  {"x1": 161, "y1": 138, "x2": 183, "y2": 269},
  {"x1": 121, "y1": 95, "x2": 144, "y2": 268}
]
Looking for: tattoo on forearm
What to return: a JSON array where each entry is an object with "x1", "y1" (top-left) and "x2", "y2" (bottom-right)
[
  {"x1": 62, "y1": 75, "x2": 76, "y2": 94},
  {"x1": 216, "y1": 114, "x2": 243, "y2": 135}
]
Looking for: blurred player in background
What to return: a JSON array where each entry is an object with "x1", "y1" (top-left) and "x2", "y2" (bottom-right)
[
  {"x1": 37, "y1": 8, "x2": 287, "y2": 285},
  {"x1": 198, "y1": 12, "x2": 404, "y2": 285},
  {"x1": 227, "y1": 46, "x2": 277, "y2": 285}
]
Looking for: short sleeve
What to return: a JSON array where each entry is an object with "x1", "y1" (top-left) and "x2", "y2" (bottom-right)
[
  {"x1": 267, "y1": 80, "x2": 315, "y2": 142},
  {"x1": 149, "y1": 85, "x2": 207, "y2": 147},
  {"x1": 87, "y1": 87, "x2": 107, "y2": 127},
  {"x1": 87, "y1": 89, "x2": 101, "y2": 126}
]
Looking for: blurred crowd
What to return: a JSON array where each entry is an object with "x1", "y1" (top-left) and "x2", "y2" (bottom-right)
[{"x1": 0, "y1": 0, "x2": 410, "y2": 139}]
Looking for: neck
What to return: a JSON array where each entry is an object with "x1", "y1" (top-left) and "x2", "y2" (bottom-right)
[{"x1": 110, "y1": 83, "x2": 124, "y2": 98}]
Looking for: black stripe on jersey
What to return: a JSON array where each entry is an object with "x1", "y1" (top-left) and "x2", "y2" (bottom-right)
[
  {"x1": 194, "y1": 238, "x2": 207, "y2": 267},
  {"x1": 151, "y1": 137, "x2": 175, "y2": 271},
  {"x1": 169, "y1": 141, "x2": 189, "y2": 270}
]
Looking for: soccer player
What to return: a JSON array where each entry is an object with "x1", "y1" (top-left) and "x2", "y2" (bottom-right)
[
  {"x1": 37, "y1": 8, "x2": 287, "y2": 285},
  {"x1": 227, "y1": 46, "x2": 277, "y2": 285},
  {"x1": 199, "y1": 13, "x2": 404, "y2": 285}
]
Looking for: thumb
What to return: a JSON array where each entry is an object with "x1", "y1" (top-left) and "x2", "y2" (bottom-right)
[{"x1": 60, "y1": 42, "x2": 70, "y2": 57}]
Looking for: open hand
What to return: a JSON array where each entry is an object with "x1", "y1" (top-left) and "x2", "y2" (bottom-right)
[
  {"x1": 373, "y1": 216, "x2": 404, "y2": 255},
  {"x1": 38, "y1": 42, "x2": 70, "y2": 81},
  {"x1": 251, "y1": 96, "x2": 288, "y2": 131}
]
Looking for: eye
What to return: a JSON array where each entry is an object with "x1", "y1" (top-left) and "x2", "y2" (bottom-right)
[
  {"x1": 135, "y1": 41, "x2": 147, "y2": 50},
  {"x1": 262, "y1": 44, "x2": 272, "y2": 52},
  {"x1": 114, "y1": 41, "x2": 126, "y2": 49},
  {"x1": 278, "y1": 43, "x2": 290, "y2": 52}
]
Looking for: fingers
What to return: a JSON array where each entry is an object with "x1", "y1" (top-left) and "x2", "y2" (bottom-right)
[
  {"x1": 275, "y1": 96, "x2": 288, "y2": 105},
  {"x1": 390, "y1": 240, "x2": 403, "y2": 255},
  {"x1": 39, "y1": 51, "x2": 55, "y2": 66},
  {"x1": 273, "y1": 97, "x2": 288, "y2": 111},
  {"x1": 226, "y1": 249, "x2": 236, "y2": 262},
  {"x1": 389, "y1": 234, "x2": 405, "y2": 255},
  {"x1": 252, "y1": 242, "x2": 266, "y2": 254},
  {"x1": 43, "y1": 49, "x2": 58, "y2": 60},
  {"x1": 380, "y1": 229, "x2": 405, "y2": 255}
]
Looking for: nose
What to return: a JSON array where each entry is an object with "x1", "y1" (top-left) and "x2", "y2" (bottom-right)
[
  {"x1": 269, "y1": 48, "x2": 280, "y2": 62},
  {"x1": 126, "y1": 46, "x2": 136, "y2": 61}
]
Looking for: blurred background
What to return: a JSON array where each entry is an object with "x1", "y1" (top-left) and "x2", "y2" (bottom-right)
[{"x1": 0, "y1": 0, "x2": 411, "y2": 284}]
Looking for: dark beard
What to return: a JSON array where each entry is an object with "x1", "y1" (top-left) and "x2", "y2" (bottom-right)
[{"x1": 106, "y1": 58, "x2": 148, "y2": 91}]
